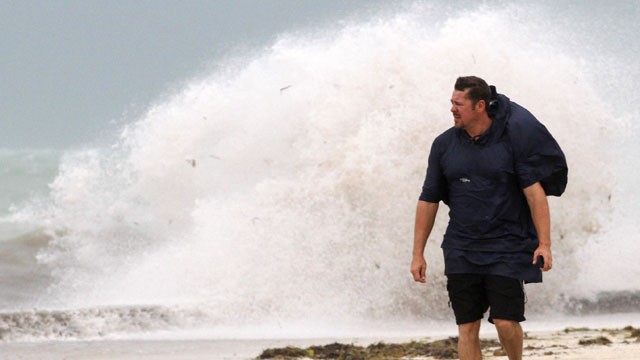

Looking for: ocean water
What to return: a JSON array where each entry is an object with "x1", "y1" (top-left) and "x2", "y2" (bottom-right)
[{"x1": 1, "y1": 1, "x2": 639, "y2": 342}]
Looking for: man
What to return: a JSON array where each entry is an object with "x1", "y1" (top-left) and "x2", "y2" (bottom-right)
[{"x1": 410, "y1": 76, "x2": 567, "y2": 360}]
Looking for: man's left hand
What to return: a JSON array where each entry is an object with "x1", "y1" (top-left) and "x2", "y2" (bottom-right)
[{"x1": 533, "y1": 246, "x2": 552, "y2": 272}]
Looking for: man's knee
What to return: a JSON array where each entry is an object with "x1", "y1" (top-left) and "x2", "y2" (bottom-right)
[
  {"x1": 493, "y1": 318, "x2": 521, "y2": 335},
  {"x1": 458, "y1": 320, "x2": 481, "y2": 340}
]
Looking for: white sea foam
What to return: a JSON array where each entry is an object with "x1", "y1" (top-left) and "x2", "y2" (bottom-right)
[{"x1": 3, "y1": 2, "x2": 639, "y2": 340}]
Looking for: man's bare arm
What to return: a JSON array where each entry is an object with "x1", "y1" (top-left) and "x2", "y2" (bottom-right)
[
  {"x1": 523, "y1": 182, "x2": 552, "y2": 272},
  {"x1": 411, "y1": 200, "x2": 439, "y2": 282}
]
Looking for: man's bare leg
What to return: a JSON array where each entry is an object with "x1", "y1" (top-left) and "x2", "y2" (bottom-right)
[
  {"x1": 493, "y1": 319, "x2": 523, "y2": 360},
  {"x1": 458, "y1": 320, "x2": 482, "y2": 360}
]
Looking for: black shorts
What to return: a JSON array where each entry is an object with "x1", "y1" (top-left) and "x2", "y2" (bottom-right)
[{"x1": 446, "y1": 273, "x2": 525, "y2": 325}]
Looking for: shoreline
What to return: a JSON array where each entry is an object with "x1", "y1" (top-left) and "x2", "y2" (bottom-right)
[{"x1": 1, "y1": 327, "x2": 639, "y2": 360}]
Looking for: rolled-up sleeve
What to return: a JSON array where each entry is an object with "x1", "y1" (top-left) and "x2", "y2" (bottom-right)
[{"x1": 419, "y1": 140, "x2": 448, "y2": 203}]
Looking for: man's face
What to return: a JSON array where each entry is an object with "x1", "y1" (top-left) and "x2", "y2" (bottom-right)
[{"x1": 450, "y1": 89, "x2": 478, "y2": 129}]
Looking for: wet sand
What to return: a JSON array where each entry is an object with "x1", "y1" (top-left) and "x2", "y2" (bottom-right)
[{"x1": 1, "y1": 327, "x2": 639, "y2": 360}]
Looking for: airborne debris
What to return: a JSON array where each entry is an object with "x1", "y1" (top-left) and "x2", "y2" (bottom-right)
[{"x1": 280, "y1": 85, "x2": 292, "y2": 93}]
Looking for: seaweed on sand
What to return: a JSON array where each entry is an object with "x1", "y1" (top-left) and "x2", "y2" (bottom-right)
[{"x1": 258, "y1": 337, "x2": 502, "y2": 360}]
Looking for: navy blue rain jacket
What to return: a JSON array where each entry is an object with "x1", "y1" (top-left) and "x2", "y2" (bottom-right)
[{"x1": 419, "y1": 87, "x2": 567, "y2": 282}]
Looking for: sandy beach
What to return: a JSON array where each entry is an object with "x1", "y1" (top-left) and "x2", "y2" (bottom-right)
[{"x1": 1, "y1": 327, "x2": 639, "y2": 360}]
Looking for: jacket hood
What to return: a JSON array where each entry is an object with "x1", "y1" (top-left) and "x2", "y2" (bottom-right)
[{"x1": 487, "y1": 85, "x2": 511, "y2": 138}]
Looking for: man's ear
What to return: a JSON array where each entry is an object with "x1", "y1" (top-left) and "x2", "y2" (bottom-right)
[{"x1": 474, "y1": 99, "x2": 486, "y2": 112}]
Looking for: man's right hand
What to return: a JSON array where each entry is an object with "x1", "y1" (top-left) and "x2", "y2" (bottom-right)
[
  {"x1": 412, "y1": 201, "x2": 438, "y2": 284},
  {"x1": 410, "y1": 255, "x2": 427, "y2": 283}
]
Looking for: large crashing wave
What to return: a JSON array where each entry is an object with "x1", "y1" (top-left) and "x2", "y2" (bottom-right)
[{"x1": 4, "y1": 2, "x2": 638, "y2": 340}]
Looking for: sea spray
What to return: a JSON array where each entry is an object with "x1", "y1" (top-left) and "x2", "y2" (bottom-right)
[{"x1": 2, "y1": 2, "x2": 638, "y2": 339}]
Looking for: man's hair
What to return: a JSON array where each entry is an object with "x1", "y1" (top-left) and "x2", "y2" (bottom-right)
[{"x1": 454, "y1": 76, "x2": 491, "y2": 108}]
